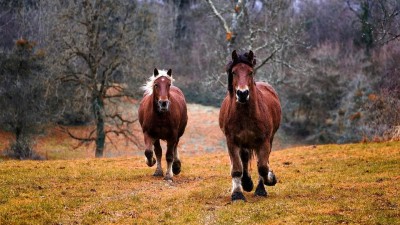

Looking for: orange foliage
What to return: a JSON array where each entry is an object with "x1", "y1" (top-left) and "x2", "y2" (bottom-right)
[
  {"x1": 234, "y1": 5, "x2": 240, "y2": 13},
  {"x1": 15, "y1": 38, "x2": 28, "y2": 47},
  {"x1": 226, "y1": 32, "x2": 232, "y2": 41},
  {"x1": 368, "y1": 93, "x2": 378, "y2": 101},
  {"x1": 349, "y1": 112, "x2": 361, "y2": 121}
]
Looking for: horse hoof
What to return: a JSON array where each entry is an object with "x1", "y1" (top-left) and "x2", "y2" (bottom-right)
[
  {"x1": 242, "y1": 175, "x2": 254, "y2": 192},
  {"x1": 172, "y1": 161, "x2": 181, "y2": 175},
  {"x1": 153, "y1": 170, "x2": 163, "y2": 177},
  {"x1": 254, "y1": 181, "x2": 267, "y2": 197},
  {"x1": 146, "y1": 157, "x2": 156, "y2": 167},
  {"x1": 164, "y1": 176, "x2": 173, "y2": 181},
  {"x1": 231, "y1": 192, "x2": 246, "y2": 201},
  {"x1": 144, "y1": 150, "x2": 156, "y2": 167},
  {"x1": 264, "y1": 171, "x2": 277, "y2": 186}
]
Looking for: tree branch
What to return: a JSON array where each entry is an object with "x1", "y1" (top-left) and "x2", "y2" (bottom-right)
[
  {"x1": 254, "y1": 44, "x2": 283, "y2": 71},
  {"x1": 205, "y1": 0, "x2": 231, "y2": 34}
]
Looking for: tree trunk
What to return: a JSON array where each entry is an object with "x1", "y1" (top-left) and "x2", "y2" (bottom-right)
[
  {"x1": 360, "y1": 0, "x2": 374, "y2": 56},
  {"x1": 94, "y1": 96, "x2": 105, "y2": 157},
  {"x1": 173, "y1": 0, "x2": 192, "y2": 50}
]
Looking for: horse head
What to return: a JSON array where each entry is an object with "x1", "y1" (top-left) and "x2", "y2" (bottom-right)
[
  {"x1": 152, "y1": 68, "x2": 173, "y2": 112},
  {"x1": 227, "y1": 50, "x2": 257, "y2": 104}
]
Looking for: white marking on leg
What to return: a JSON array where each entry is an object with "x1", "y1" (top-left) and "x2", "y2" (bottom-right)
[
  {"x1": 165, "y1": 161, "x2": 173, "y2": 179},
  {"x1": 232, "y1": 177, "x2": 243, "y2": 193},
  {"x1": 174, "y1": 150, "x2": 180, "y2": 162},
  {"x1": 156, "y1": 160, "x2": 162, "y2": 173},
  {"x1": 267, "y1": 171, "x2": 274, "y2": 183}
]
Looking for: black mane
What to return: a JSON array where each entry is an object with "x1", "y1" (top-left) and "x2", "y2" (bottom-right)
[{"x1": 226, "y1": 51, "x2": 256, "y2": 94}]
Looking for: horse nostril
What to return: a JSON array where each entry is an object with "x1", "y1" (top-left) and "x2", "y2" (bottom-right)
[{"x1": 236, "y1": 90, "x2": 249, "y2": 97}]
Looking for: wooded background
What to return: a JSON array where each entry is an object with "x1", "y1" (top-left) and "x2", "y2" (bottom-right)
[{"x1": 0, "y1": 0, "x2": 399, "y2": 158}]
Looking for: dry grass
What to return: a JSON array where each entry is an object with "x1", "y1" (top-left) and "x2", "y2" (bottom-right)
[
  {"x1": 0, "y1": 104, "x2": 399, "y2": 224},
  {"x1": 0, "y1": 142, "x2": 399, "y2": 224}
]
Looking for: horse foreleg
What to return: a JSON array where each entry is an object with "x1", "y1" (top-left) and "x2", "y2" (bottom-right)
[
  {"x1": 144, "y1": 133, "x2": 156, "y2": 167},
  {"x1": 240, "y1": 148, "x2": 254, "y2": 192},
  {"x1": 153, "y1": 140, "x2": 163, "y2": 176},
  {"x1": 172, "y1": 139, "x2": 181, "y2": 175},
  {"x1": 228, "y1": 142, "x2": 246, "y2": 201},
  {"x1": 164, "y1": 141, "x2": 175, "y2": 181},
  {"x1": 254, "y1": 141, "x2": 277, "y2": 197}
]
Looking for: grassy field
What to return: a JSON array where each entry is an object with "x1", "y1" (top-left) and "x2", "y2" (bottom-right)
[{"x1": 0, "y1": 141, "x2": 399, "y2": 224}]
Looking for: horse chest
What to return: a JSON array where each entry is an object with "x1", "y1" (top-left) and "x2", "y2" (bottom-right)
[
  {"x1": 146, "y1": 116, "x2": 175, "y2": 138},
  {"x1": 230, "y1": 121, "x2": 265, "y2": 147}
]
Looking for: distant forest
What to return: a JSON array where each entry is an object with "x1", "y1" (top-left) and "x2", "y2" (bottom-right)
[{"x1": 0, "y1": 0, "x2": 399, "y2": 158}]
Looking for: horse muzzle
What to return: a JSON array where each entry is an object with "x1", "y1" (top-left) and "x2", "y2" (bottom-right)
[
  {"x1": 236, "y1": 89, "x2": 249, "y2": 104},
  {"x1": 158, "y1": 100, "x2": 170, "y2": 112}
]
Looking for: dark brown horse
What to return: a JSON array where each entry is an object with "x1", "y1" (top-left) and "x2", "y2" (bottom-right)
[
  {"x1": 138, "y1": 68, "x2": 188, "y2": 180},
  {"x1": 219, "y1": 50, "x2": 281, "y2": 201}
]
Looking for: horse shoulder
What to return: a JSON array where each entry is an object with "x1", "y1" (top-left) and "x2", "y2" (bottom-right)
[{"x1": 138, "y1": 94, "x2": 154, "y2": 129}]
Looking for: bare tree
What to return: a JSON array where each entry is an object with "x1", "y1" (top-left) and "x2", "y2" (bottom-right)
[
  {"x1": 205, "y1": 0, "x2": 302, "y2": 82},
  {"x1": 50, "y1": 0, "x2": 142, "y2": 157},
  {"x1": 347, "y1": 0, "x2": 400, "y2": 50}
]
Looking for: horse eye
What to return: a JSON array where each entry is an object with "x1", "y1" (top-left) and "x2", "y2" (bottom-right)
[
  {"x1": 249, "y1": 72, "x2": 254, "y2": 76},
  {"x1": 154, "y1": 84, "x2": 158, "y2": 88}
]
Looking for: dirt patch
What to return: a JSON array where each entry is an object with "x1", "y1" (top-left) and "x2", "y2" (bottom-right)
[{"x1": 0, "y1": 104, "x2": 226, "y2": 159}]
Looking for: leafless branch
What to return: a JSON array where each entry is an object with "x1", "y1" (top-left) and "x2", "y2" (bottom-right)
[
  {"x1": 205, "y1": 0, "x2": 231, "y2": 34},
  {"x1": 255, "y1": 44, "x2": 283, "y2": 71},
  {"x1": 58, "y1": 125, "x2": 96, "y2": 142}
]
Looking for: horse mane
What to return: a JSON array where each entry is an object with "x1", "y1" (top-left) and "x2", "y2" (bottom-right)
[
  {"x1": 226, "y1": 51, "x2": 257, "y2": 94},
  {"x1": 142, "y1": 70, "x2": 175, "y2": 95}
]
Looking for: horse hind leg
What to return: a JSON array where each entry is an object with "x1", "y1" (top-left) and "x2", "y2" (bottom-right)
[
  {"x1": 240, "y1": 148, "x2": 254, "y2": 192},
  {"x1": 254, "y1": 142, "x2": 277, "y2": 197},
  {"x1": 255, "y1": 176, "x2": 267, "y2": 196},
  {"x1": 153, "y1": 140, "x2": 163, "y2": 177},
  {"x1": 172, "y1": 140, "x2": 181, "y2": 175},
  {"x1": 255, "y1": 171, "x2": 277, "y2": 196}
]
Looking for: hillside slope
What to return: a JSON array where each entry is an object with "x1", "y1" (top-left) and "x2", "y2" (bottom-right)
[{"x1": 0, "y1": 142, "x2": 399, "y2": 224}]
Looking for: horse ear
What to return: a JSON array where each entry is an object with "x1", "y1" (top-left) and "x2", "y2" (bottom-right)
[
  {"x1": 232, "y1": 50, "x2": 238, "y2": 61},
  {"x1": 248, "y1": 50, "x2": 256, "y2": 66},
  {"x1": 167, "y1": 69, "x2": 172, "y2": 76},
  {"x1": 154, "y1": 68, "x2": 159, "y2": 77},
  {"x1": 248, "y1": 50, "x2": 254, "y2": 61}
]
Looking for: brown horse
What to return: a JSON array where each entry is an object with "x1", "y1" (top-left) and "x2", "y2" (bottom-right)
[
  {"x1": 138, "y1": 68, "x2": 188, "y2": 181},
  {"x1": 219, "y1": 50, "x2": 281, "y2": 201}
]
